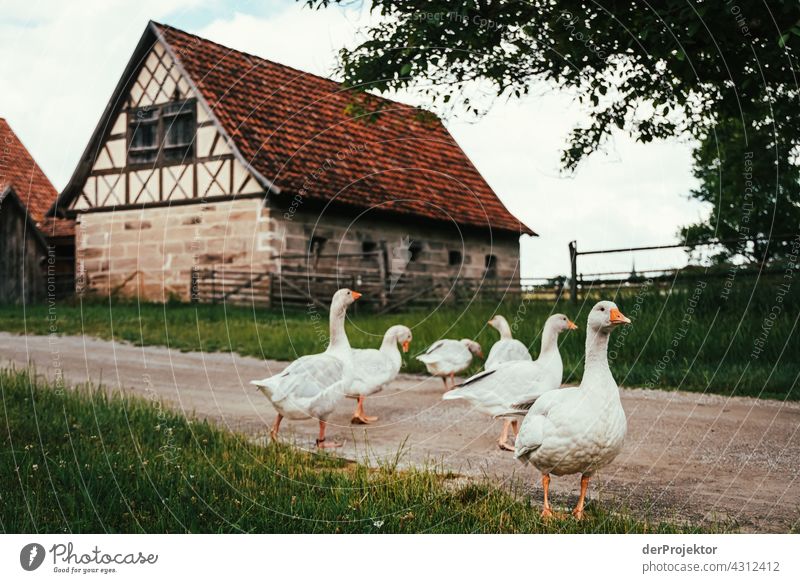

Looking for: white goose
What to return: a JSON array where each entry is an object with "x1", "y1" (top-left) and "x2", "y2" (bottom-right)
[
  {"x1": 347, "y1": 324, "x2": 413, "y2": 424},
  {"x1": 484, "y1": 314, "x2": 532, "y2": 371},
  {"x1": 251, "y1": 288, "x2": 361, "y2": 448},
  {"x1": 443, "y1": 314, "x2": 577, "y2": 451},
  {"x1": 514, "y1": 301, "x2": 630, "y2": 519},
  {"x1": 417, "y1": 338, "x2": 483, "y2": 390}
]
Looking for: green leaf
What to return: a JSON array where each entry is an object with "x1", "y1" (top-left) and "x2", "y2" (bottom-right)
[{"x1": 400, "y1": 63, "x2": 412, "y2": 76}]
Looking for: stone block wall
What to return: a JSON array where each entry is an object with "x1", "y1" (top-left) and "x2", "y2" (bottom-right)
[
  {"x1": 74, "y1": 196, "x2": 522, "y2": 303},
  {"x1": 273, "y1": 204, "x2": 521, "y2": 282},
  {"x1": 76, "y1": 197, "x2": 276, "y2": 301}
]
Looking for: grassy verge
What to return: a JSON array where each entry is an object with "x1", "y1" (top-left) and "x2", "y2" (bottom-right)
[
  {"x1": 0, "y1": 368, "x2": 708, "y2": 533},
  {"x1": 0, "y1": 279, "x2": 797, "y2": 399}
]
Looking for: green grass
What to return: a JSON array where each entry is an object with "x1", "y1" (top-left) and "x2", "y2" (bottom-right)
[
  {"x1": 0, "y1": 278, "x2": 798, "y2": 399},
  {"x1": 0, "y1": 368, "x2": 710, "y2": 533}
]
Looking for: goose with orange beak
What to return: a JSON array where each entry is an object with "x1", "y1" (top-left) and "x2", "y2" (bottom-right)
[
  {"x1": 252, "y1": 288, "x2": 361, "y2": 448},
  {"x1": 347, "y1": 324, "x2": 413, "y2": 424},
  {"x1": 515, "y1": 300, "x2": 631, "y2": 519},
  {"x1": 445, "y1": 314, "x2": 578, "y2": 451}
]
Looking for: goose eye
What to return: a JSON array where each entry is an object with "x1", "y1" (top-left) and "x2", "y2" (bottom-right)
[{"x1": 599, "y1": 307, "x2": 605, "y2": 312}]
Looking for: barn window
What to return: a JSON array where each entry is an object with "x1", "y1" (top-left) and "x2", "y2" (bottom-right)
[
  {"x1": 308, "y1": 236, "x2": 327, "y2": 258},
  {"x1": 448, "y1": 250, "x2": 462, "y2": 266},
  {"x1": 485, "y1": 254, "x2": 498, "y2": 277},
  {"x1": 361, "y1": 241, "x2": 377, "y2": 260},
  {"x1": 162, "y1": 103, "x2": 195, "y2": 163},
  {"x1": 409, "y1": 241, "x2": 423, "y2": 262},
  {"x1": 127, "y1": 100, "x2": 196, "y2": 166},
  {"x1": 128, "y1": 109, "x2": 159, "y2": 164}
]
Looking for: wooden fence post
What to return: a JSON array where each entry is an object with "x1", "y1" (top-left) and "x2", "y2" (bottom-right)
[
  {"x1": 569, "y1": 240, "x2": 578, "y2": 305},
  {"x1": 555, "y1": 277, "x2": 564, "y2": 302},
  {"x1": 377, "y1": 242, "x2": 388, "y2": 309},
  {"x1": 350, "y1": 274, "x2": 358, "y2": 316}
]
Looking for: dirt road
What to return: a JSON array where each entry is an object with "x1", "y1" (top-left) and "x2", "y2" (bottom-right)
[{"x1": 2, "y1": 331, "x2": 798, "y2": 532}]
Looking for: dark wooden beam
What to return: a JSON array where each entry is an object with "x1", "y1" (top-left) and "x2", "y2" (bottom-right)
[{"x1": 60, "y1": 191, "x2": 266, "y2": 218}]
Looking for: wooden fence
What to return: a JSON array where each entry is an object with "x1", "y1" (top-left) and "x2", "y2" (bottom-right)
[
  {"x1": 567, "y1": 235, "x2": 799, "y2": 303},
  {"x1": 190, "y1": 266, "x2": 553, "y2": 312}
]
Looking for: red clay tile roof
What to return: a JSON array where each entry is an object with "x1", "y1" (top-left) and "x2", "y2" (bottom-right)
[
  {"x1": 154, "y1": 23, "x2": 534, "y2": 236},
  {"x1": 0, "y1": 118, "x2": 58, "y2": 223},
  {"x1": 0, "y1": 118, "x2": 74, "y2": 238},
  {"x1": 38, "y1": 216, "x2": 76, "y2": 238}
]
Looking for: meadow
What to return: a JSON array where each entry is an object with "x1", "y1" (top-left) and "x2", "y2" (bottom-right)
[
  {"x1": 0, "y1": 278, "x2": 797, "y2": 399},
  {"x1": 0, "y1": 368, "x2": 709, "y2": 533}
]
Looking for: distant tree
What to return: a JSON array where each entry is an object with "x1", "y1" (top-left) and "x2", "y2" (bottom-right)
[
  {"x1": 306, "y1": 0, "x2": 800, "y2": 262},
  {"x1": 681, "y1": 116, "x2": 800, "y2": 264}
]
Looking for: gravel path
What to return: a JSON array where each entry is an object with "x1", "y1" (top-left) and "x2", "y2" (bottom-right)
[{"x1": 2, "y1": 331, "x2": 798, "y2": 532}]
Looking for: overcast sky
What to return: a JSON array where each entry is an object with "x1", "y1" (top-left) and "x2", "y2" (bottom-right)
[{"x1": 0, "y1": 0, "x2": 710, "y2": 279}]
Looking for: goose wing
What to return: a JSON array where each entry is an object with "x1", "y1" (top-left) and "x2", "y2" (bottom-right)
[
  {"x1": 252, "y1": 353, "x2": 345, "y2": 403},
  {"x1": 485, "y1": 339, "x2": 532, "y2": 371},
  {"x1": 415, "y1": 339, "x2": 445, "y2": 363},
  {"x1": 514, "y1": 413, "x2": 546, "y2": 459},
  {"x1": 513, "y1": 389, "x2": 565, "y2": 458},
  {"x1": 514, "y1": 387, "x2": 581, "y2": 458},
  {"x1": 352, "y1": 348, "x2": 395, "y2": 391},
  {"x1": 444, "y1": 360, "x2": 548, "y2": 416},
  {"x1": 441, "y1": 368, "x2": 506, "y2": 417},
  {"x1": 416, "y1": 339, "x2": 462, "y2": 364}
]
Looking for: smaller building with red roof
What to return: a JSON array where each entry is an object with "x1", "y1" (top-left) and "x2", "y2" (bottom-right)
[{"x1": 1, "y1": 118, "x2": 74, "y2": 303}]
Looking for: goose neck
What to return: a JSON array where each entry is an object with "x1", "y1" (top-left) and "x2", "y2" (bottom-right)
[
  {"x1": 380, "y1": 331, "x2": 399, "y2": 353},
  {"x1": 583, "y1": 326, "x2": 613, "y2": 384},
  {"x1": 540, "y1": 325, "x2": 559, "y2": 356},
  {"x1": 496, "y1": 320, "x2": 513, "y2": 340},
  {"x1": 379, "y1": 334, "x2": 402, "y2": 370},
  {"x1": 327, "y1": 304, "x2": 350, "y2": 352}
]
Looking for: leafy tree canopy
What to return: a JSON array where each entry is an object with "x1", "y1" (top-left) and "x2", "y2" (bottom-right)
[{"x1": 306, "y1": 0, "x2": 800, "y2": 263}]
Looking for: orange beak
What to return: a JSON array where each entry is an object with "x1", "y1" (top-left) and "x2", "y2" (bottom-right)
[
  {"x1": 351, "y1": 291, "x2": 362, "y2": 300},
  {"x1": 567, "y1": 319, "x2": 578, "y2": 330},
  {"x1": 402, "y1": 340, "x2": 410, "y2": 353},
  {"x1": 609, "y1": 308, "x2": 631, "y2": 325}
]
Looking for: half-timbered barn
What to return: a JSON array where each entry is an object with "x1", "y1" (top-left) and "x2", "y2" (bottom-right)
[
  {"x1": 51, "y1": 22, "x2": 535, "y2": 307},
  {"x1": 1, "y1": 118, "x2": 74, "y2": 304}
]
